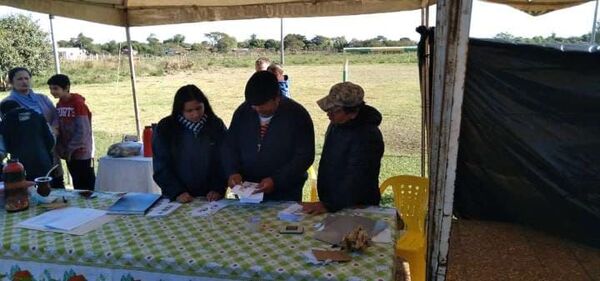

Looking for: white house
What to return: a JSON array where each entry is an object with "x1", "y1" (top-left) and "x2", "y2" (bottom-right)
[{"x1": 58, "y1": 47, "x2": 88, "y2": 60}]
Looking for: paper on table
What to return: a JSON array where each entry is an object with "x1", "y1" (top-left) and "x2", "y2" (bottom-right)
[
  {"x1": 371, "y1": 226, "x2": 393, "y2": 243},
  {"x1": 278, "y1": 203, "x2": 304, "y2": 222},
  {"x1": 146, "y1": 199, "x2": 182, "y2": 217},
  {"x1": 353, "y1": 206, "x2": 397, "y2": 216},
  {"x1": 232, "y1": 182, "x2": 263, "y2": 203},
  {"x1": 191, "y1": 200, "x2": 232, "y2": 217},
  {"x1": 18, "y1": 207, "x2": 108, "y2": 233}
]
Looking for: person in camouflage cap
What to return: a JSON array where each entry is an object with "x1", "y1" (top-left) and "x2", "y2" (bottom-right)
[
  {"x1": 303, "y1": 81, "x2": 384, "y2": 214},
  {"x1": 316, "y1": 81, "x2": 365, "y2": 112}
]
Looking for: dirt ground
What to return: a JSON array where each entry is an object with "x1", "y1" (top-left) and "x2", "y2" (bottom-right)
[{"x1": 396, "y1": 219, "x2": 600, "y2": 281}]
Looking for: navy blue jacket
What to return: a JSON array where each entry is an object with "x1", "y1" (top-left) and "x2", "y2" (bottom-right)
[
  {"x1": 317, "y1": 105, "x2": 384, "y2": 212},
  {"x1": 152, "y1": 115, "x2": 227, "y2": 201},
  {"x1": 223, "y1": 98, "x2": 315, "y2": 201},
  {"x1": 0, "y1": 108, "x2": 55, "y2": 180}
]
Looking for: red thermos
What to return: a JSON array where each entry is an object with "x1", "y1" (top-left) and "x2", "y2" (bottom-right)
[
  {"x1": 3, "y1": 158, "x2": 29, "y2": 212},
  {"x1": 143, "y1": 125, "x2": 153, "y2": 157}
]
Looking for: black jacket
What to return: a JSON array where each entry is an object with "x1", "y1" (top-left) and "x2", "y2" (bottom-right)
[
  {"x1": 222, "y1": 98, "x2": 315, "y2": 201},
  {"x1": 317, "y1": 104, "x2": 384, "y2": 212},
  {"x1": 0, "y1": 108, "x2": 55, "y2": 180},
  {"x1": 152, "y1": 115, "x2": 227, "y2": 201}
]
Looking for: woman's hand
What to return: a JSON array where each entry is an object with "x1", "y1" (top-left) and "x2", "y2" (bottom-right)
[
  {"x1": 206, "y1": 191, "x2": 223, "y2": 202},
  {"x1": 176, "y1": 192, "x2": 194, "y2": 203},
  {"x1": 301, "y1": 202, "x2": 327, "y2": 215}
]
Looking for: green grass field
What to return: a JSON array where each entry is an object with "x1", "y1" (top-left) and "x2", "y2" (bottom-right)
[{"x1": 2, "y1": 61, "x2": 423, "y2": 206}]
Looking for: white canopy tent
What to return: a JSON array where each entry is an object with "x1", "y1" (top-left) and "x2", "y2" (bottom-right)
[
  {"x1": 0, "y1": 0, "x2": 592, "y2": 26},
  {"x1": 0, "y1": 1, "x2": 596, "y2": 280}
]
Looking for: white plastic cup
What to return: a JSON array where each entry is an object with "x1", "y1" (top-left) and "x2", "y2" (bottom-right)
[{"x1": 247, "y1": 215, "x2": 261, "y2": 233}]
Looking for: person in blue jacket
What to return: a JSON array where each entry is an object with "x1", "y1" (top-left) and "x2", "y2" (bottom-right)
[
  {"x1": 0, "y1": 100, "x2": 55, "y2": 181},
  {"x1": 267, "y1": 63, "x2": 290, "y2": 98},
  {"x1": 303, "y1": 82, "x2": 384, "y2": 214},
  {"x1": 152, "y1": 85, "x2": 227, "y2": 203},
  {"x1": 223, "y1": 71, "x2": 315, "y2": 201}
]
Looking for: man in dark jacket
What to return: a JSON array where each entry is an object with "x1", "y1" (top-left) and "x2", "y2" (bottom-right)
[
  {"x1": 303, "y1": 82, "x2": 384, "y2": 214},
  {"x1": 0, "y1": 100, "x2": 55, "y2": 180},
  {"x1": 223, "y1": 71, "x2": 315, "y2": 201}
]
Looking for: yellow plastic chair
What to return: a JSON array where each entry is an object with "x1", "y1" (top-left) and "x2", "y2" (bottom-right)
[
  {"x1": 308, "y1": 165, "x2": 319, "y2": 202},
  {"x1": 380, "y1": 175, "x2": 429, "y2": 281}
]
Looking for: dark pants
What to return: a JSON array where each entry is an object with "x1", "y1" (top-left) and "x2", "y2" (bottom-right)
[
  {"x1": 50, "y1": 153, "x2": 65, "y2": 189},
  {"x1": 66, "y1": 159, "x2": 96, "y2": 191}
]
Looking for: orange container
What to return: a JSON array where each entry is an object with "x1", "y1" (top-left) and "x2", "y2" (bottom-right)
[{"x1": 143, "y1": 125, "x2": 153, "y2": 157}]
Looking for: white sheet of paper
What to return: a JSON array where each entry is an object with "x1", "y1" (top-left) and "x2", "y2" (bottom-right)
[
  {"x1": 232, "y1": 182, "x2": 263, "y2": 203},
  {"x1": 371, "y1": 226, "x2": 393, "y2": 243},
  {"x1": 191, "y1": 200, "x2": 232, "y2": 217},
  {"x1": 278, "y1": 203, "x2": 304, "y2": 222},
  {"x1": 146, "y1": 199, "x2": 182, "y2": 217},
  {"x1": 19, "y1": 207, "x2": 107, "y2": 231}
]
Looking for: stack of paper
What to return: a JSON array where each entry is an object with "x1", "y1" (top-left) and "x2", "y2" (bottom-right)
[
  {"x1": 232, "y1": 182, "x2": 263, "y2": 203},
  {"x1": 191, "y1": 200, "x2": 232, "y2": 217},
  {"x1": 278, "y1": 203, "x2": 304, "y2": 222},
  {"x1": 146, "y1": 199, "x2": 182, "y2": 217},
  {"x1": 18, "y1": 207, "x2": 111, "y2": 235}
]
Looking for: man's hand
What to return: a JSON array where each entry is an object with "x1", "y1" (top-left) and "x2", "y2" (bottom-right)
[
  {"x1": 253, "y1": 177, "x2": 275, "y2": 194},
  {"x1": 301, "y1": 202, "x2": 327, "y2": 215},
  {"x1": 206, "y1": 191, "x2": 223, "y2": 202},
  {"x1": 176, "y1": 192, "x2": 194, "y2": 203},
  {"x1": 228, "y1": 173, "x2": 243, "y2": 187}
]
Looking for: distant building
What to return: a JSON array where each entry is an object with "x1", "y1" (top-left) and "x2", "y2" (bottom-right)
[
  {"x1": 58, "y1": 47, "x2": 88, "y2": 60},
  {"x1": 121, "y1": 47, "x2": 138, "y2": 56}
]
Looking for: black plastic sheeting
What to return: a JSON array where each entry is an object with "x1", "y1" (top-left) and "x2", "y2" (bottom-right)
[{"x1": 454, "y1": 39, "x2": 600, "y2": 247}]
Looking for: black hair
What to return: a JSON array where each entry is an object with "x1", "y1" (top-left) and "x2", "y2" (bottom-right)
[
  {"x1": 47, "y1": 74, "x2": 71, "y2": 89},
  {"x1": 244, "y1": 71, "x2": 280, "y2": 106},
  {"x1": 8, "y1": 67, "x2": 31, "y2": 83},
  {"x1": 0, "y1": 100, "x2": 21, "y2": 116},
  {"x1": 171, "y1": 84, "x2": 215, "y2": 118}
]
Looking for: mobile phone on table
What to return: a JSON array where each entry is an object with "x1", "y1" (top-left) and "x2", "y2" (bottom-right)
[{"x1": 279, "y1": 225, "x2": 304, "y2": 234}]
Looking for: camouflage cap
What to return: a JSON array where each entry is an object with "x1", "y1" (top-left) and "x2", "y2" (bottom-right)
[{"x1": 317, "y1": 82, "x2": 365, "y2": 111}]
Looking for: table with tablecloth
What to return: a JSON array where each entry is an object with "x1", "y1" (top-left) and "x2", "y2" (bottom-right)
[
  {"x1": 0, "y1": 190, "x2": 398, "y2": 281},
  {"x1": 95, "y1": 155, "x2": 161, "y2": 194}
]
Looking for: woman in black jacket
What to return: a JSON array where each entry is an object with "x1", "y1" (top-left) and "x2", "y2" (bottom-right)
[{"x1": 152, "y1": 85, "x2": 227, "y2": 203}]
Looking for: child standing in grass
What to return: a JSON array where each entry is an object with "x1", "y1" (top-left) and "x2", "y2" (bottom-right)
[{"x1": 47, "y1": 74, "x2": 95, "y2": 191}]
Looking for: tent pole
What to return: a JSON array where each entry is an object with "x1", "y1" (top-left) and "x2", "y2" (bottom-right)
[
  {"x1": 125, "y1": 26, "x2": 142, "y2": 139},
  {"x1": 280, "y1": 18, "x2": 285, "y2": 65},
  {"x1": 420, "y1": 8, "x2": 426, "y2": 177},
  {"x1": 428, "y1": 0, "x2": 473, "y2": 280},
  {"x1": 591, "y1": 0, "x2": 599, "y2": 44},
  {"x1": 49, "y1": 14, "x2": 61, "y2": 74}
]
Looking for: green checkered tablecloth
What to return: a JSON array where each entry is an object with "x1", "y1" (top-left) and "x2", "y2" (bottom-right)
[{"x1": 0, "y1": 190, "x2": 397, "y2": 281}]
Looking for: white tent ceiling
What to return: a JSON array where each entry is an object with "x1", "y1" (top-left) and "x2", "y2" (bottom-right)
[{"x1": 0, "y1": 0, "x2": 593, "y2": 27}]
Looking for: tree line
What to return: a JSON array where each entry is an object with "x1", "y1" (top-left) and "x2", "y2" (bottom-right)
[
  {"x1": 1, "y1": 14, "x2": 599, "y2": 79},
  {"x1": 493, "y1": 31, "x2": 599, "y2": 45},
  {"x1": 58, "y1": 32, "x2": 417, "y2": 56}
]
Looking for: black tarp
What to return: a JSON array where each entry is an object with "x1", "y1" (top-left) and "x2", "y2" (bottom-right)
[{"x1": 454, "y1": 39, "x2": 600, "y2": 247}]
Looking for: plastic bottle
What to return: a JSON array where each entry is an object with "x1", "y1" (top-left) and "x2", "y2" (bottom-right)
[{"x1": 143, "y1": 125, "x2": 153, "y2": 157}]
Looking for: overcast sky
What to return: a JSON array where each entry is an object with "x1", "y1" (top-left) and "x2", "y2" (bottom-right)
[{"x1": 0, "y1": 1, "x2": 597, "y2": 44}]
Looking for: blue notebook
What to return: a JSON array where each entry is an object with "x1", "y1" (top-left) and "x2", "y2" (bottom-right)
[{"x1": 107, "y1": 192, "x2": 161, "y2": 215}]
